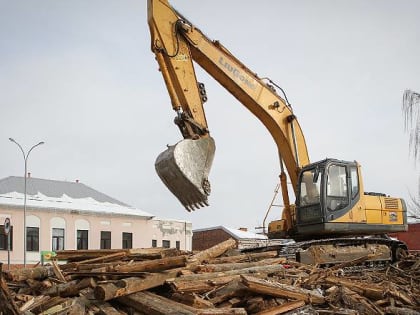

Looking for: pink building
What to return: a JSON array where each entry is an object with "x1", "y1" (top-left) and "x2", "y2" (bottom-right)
[{"x1": 0, "y1": 176, "x2": 192, "y2": 266}]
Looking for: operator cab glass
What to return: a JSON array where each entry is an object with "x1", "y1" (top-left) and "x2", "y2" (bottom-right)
[
  {"x1": 296, "y1": 159, "x2": 359, "y2": 226},
  {"x1": 299, "y1": 168, "x2": 322, "y2": 207},
  {"x1": 326, "y1": 164, "x2": 348, "y2": 211}
]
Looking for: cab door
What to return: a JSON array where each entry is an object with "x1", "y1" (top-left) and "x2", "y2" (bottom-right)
[{"x1": 325, "y1": 163, "x2": 365, "y2": 224}]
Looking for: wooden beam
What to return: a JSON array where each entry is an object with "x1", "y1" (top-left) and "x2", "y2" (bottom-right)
[
  {"x1": 6, "y1": 266, "x2": 55, "y2": 281},
  {"x1": 208, "y1": 251, "x2": 278, "y2": 264},
  {"x1": 171, "y1": 292, "x2": 215, "y2": 309},
  {"x1": 115, "y1": 255, "x2": 187, "y2": 273},
  {"x1": 187, "y1": 238, "x2": 236, "y2": 268},
  {"x1": 255, "y1": 300, "x2": 305, "y2": 315},
  {"x1": 241, "y1": 275, "x2": 325, "y2": 304},
  {"x1": 60, "y1": 251, "x2": 127, "y2": 270},
  {"x1": 94, "y1": 268, "x2": 181, "y2": 301},
  {"x1": 324, "y1": 276, "x2": 384, "y2": 300},
  {"x1": 117, "y1": 291, "x2": 197, "y2": 314},
  {"x1": 194, "y1": 258, "x2": 285, "y2": 273},
  {"x1": 177, "y1": 264, "x2": 286, "y2": 282}
]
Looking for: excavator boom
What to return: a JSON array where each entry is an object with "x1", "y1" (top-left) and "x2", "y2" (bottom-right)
[{"x1": 148, "y1": 0, "x2": 309, "y2": 213}]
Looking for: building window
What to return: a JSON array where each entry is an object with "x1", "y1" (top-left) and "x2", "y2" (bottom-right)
[
  {"x1": 52, "y1": 228, "x2": 65, "y2": 251},
  {"x1": 176, "y1": 241, "x2": 180, "y2": 250},
  {"x1": 0, "y1": 225, "x2": 13, "y2": 250},
  {"x1": 101, "y1": 231, "x2": 111, "y2": 249},
  {"x1": 152, "y1": 239, "x2": 157, "y2": 248},
  {"x1": 122, "y1": 232, "x2": 132, "y2": 249},
  {"x1": 77, "y1": 230, "x2": 88, "y2": 250},
  {"x1": 27, "y1": 227, "x2": 39, "y2": 252},
  {"x1": 162, "y1": 240, "x2": 170, "y2": 248}
]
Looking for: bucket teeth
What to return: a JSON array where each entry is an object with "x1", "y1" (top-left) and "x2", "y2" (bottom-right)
[{"x1": 155, "y1": 137, "x2": 216, "y2": 211}]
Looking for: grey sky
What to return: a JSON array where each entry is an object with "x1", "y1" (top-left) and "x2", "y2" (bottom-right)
[{"x1": 1, "y1": 0, "x2": 419, "y2": 231}]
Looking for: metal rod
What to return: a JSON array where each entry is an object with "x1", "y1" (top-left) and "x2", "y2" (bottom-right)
[{"x1": 9, "y1": 138, "x2": 44, "y2": 267}]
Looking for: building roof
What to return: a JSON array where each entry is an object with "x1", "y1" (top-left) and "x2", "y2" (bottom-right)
[
  {"x1": 0, "y1": 176, "x2": 154, "y2": 218},
  {"x1": 193, "y1": 226, "x2": 268, "y2": 240}
]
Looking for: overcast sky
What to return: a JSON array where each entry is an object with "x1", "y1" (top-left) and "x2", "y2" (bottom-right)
[{"x1": 1, "y1": 0, "x2": 419, "y2": 231}]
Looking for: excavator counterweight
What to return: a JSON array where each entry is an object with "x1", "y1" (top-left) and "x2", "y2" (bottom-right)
[{"x1": 155, "y1": 137, "x2": 215, "y2": 211}]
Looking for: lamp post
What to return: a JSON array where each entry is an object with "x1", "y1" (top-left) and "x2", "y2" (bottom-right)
[{"x1": 9, "y1": 138, "x2": 44, "y2": 267}]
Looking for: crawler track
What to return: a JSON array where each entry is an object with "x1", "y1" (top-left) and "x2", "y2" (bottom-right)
[{"x1": 243, "y1": 236, "x2": 408, "y2": 267}]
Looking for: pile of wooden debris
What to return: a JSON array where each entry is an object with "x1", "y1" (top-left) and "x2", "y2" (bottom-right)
[{"x1": 1, "y1": 239, "x2": 419, "y2": 315}]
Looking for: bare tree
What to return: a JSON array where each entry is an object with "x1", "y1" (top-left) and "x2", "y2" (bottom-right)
[{"x1": 402, "y1": 89, "x2": 420, "y2": 219}]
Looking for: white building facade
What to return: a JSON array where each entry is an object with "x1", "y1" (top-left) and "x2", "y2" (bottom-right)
[{"x1": 0, "y1": 176, "x2": 192, "y2": 266}]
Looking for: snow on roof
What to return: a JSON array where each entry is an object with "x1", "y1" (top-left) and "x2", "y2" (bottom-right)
[
  {"x1": 193, "y1": 226, "x2": 268, "y2": 240},
  {"x1": 0, "y1": 176, "x2": 154, "y2": 218},
  {"x1": 0, "y1": 191, "x2": 154, "y2": 218},
  {"x1": 0, "y1": 176, "x2": 127, "y2": 205}
]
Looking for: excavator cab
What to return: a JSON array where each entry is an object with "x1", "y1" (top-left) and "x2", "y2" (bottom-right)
[
  {"x1": 269, "y1": 159, "x2": 359, "y2": 239},
  {"x1": 295, "y1": 159, "x2": 361, "y2": 236},
  {"x1": 155, "y1": 137, "x2": 216, "y2": 211}
]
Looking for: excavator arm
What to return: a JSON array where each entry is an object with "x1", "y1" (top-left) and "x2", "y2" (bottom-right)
[{"x1": 148, "y1": 0, "x2": 309, "y2": 217}]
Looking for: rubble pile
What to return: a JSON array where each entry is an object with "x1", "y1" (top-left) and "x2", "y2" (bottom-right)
[{"x1": 0, "y1": 239, "x2": 419, "y2": 315}]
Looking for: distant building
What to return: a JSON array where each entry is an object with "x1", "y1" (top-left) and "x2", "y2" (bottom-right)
[
  {"x1": 192, "y1": 226, "x2": 269, "y2": 251},
  {"x1": 0, "y1": 176, "x2": 192, "y2": 266},
  {"x1": 389, "y1": 222, "x2": 420, "y2": 250}
]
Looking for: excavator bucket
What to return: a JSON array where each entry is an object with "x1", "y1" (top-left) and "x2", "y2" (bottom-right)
[{"x1": 155, "y1": 137, "x2": 216, "y2": 211}]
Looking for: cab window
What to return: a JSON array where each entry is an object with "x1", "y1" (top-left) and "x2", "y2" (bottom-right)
[
  {"x1": 326, "y1": 165, "x2": 348, "y2": 211},
  {"x1": 299, "y1": 168, "x2": 321, "y2": 206},
  {"x1": 350, "y1": 166, "x2": 359, "y2": 199}
]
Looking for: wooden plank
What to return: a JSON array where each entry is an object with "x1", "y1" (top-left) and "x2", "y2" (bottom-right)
[
  {"x1": 171, "y1": 292, "x2": 215, "y2": 309},
  {"x1": 54, "y1": 249, "x2": 128, "y2": 261},
  {"x1": 324, "y1": 276, "x2": 384, "y2": 300},
  {"x1": 42, "y1": 277, "x2": 96, "y2": 297},
  {"x1": 187, "y1": 238, "x2": 237, "y2": 268},
  {"x1": 169, "y1": 279, "x2": 215, "y2": 294},
  {"x1": 177, "y1": 264, "x2": 286, "y2": 282},
  {"x1": 208, "y1": 251, "x2": 278, "y2": 264},
  {"x1": 196, "y1": 309, "x2": 247, "y2": 315},
  {"x1": 6, "y1": 265, "x2": 55, "y2": 281},
  {"x1": 68, "y1": 297, "x2": 86, "y2": 315},
  {"x1": 31, "y1": 296, "x2": 67, "y2": 314},
  {"x1": 117, "y1": 291, "x2": 197, "y2": 315},
  {"x1": 119, "y1": 291, "x2": 247, "y2": 315},
  {"x1": 384, "y1": 306, "x2": 420, "y2": 315},
  {"x1": 37, "y1": 298, "x2": 73, "y2": 315},
  {"x1": 94, "y1": 268, "x2": 182, "y2": 301},
  {"x1": 21, "y1": 295, "x2": 51, "y2": 313},
  {"x1": 128, "y1": 247, "x2": 180, "y2": 259},
  {"x1": 255, "y1": 300, "x2": 305, "y2": 315},
  {"x1": 96, "y1": 302, "x2": 126, "y2": 315},
  {"x1": 340, "y1": 286, "x2": 383, "y2": 315},
  {"x1": 51, "y1": 260, "x2": 67, "y2": 282},
  {"x1": 241, "y1": 275, "x2": 325, "y2": 304},
  {"x1": 209, "y1": 279, "x2": 247, "y2": 305},
  {"x1": 60, "y1": 251, "x2": 127, "y2": 270},
  {"x1": 42, "y1": 280, "x2": 77, "y2": 297},
  {"x1": 194, "y1": 258, "x2": 286, "y2": 273},
  {"x1": 115, "y1": 255, "x2": 187, "y2": 273}
]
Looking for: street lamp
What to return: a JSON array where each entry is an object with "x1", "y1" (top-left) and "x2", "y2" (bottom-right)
[{"x1": 9, "y1": 138, "x2": 44, "y2": 268}]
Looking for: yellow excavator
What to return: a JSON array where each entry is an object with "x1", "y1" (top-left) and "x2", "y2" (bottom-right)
[{"x1": 148, "y1": 0, "x2": 408, "y2": 264}]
